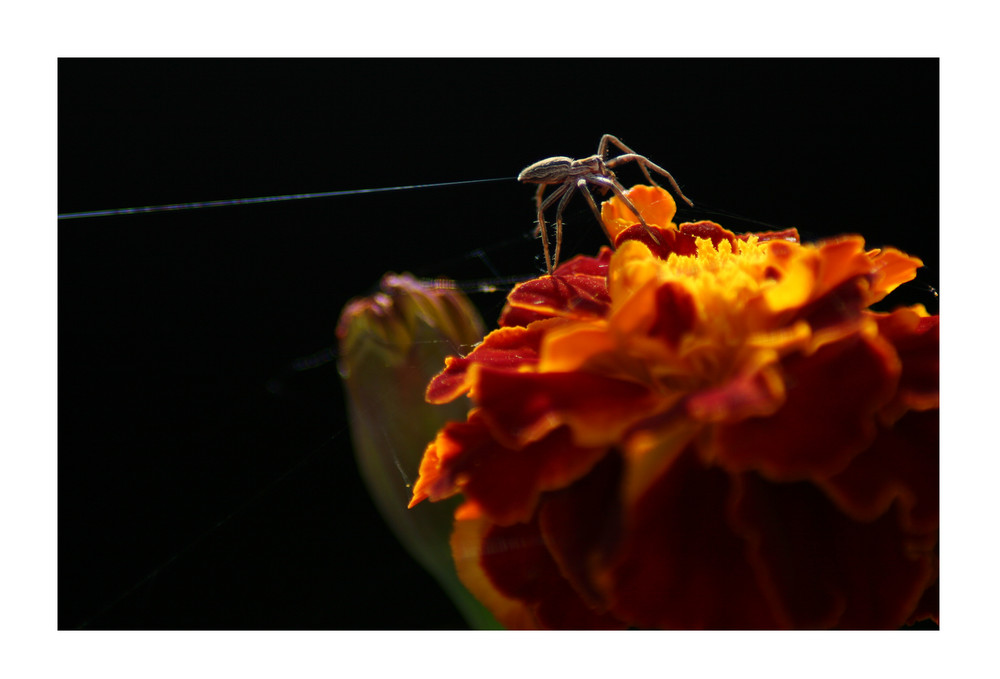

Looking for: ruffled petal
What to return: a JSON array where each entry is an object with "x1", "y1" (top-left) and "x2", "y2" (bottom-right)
[
  {"x1": 873, "y1": 306, "x2": 940, "y2": 421},
  {"x1": 905, "y1": 569, "x2": 939, "y2": 626},
  {"x1": 426, "y1": 322, "x2": 550, "y2": 404},
  {"x1": 474, "y1": 367, "x2": 664, "y2": 449},
  {"x1": 600, "y1": 184, "x2": 677, "y2": 239},
  {"x1": 552, "y1": 249, "x2": 613, "y2": 277},
  {"x1": 410, "y1": 410, "x2": 608, "y2": 526},
  {"x1": 614, "y1": 220, "x2": 739, "y2": 260},
  {"x1": 500, "y1": 272, "x2": 612, "y2": 324},
  {"x1": 498, "y1": 251, "x2": 614, "y2": 327},
  {"x1": 452, "y1": 515, "x2": 628, "y2": 629},
  {"x1": 730, "y1": 473, "x2": 936, "y2": 629},
  {"x1": 538, "y1": 452, "x2": 625, "y2": 608},
  {"x1": 685, "y1": 358, "x2": 786, "y2": 423},
  {"x1": 867, "y1": 247, "x2": 925, "y2": 303},
  {"x1": 704, "y1": 327, "x2": 902, "y2": 481},
  {"x1": 820, "y1": 408, "x2": 939, "y2": 535},
  {"x1": 450, "y1": 517, "x2": 540, "y2": 629},
  {"x1": 648, "y1": 281, "x2": 701, "y2": 349},
  {"x1": 599, "y1": 446, "x2": 781, "y2": 629}
]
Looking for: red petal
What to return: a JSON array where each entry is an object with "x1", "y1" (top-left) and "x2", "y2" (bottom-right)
[
  {"x1": 686, "y1": 365, "x2": 784, "y2": 423},
  {"x1": 648, "y1": 282, "x2": 699, "y2": 349},
  {"x1": 613, "y1": 222, "x2": 673, "y2": 254},
  {"x1": 539, "y1": 452, "x2": 625, "y2": 608},
  {"x1": 731, "y1": 473, "x2": 937, "y2": 628},
  {"x1": 450, "y1": 517, "x2": 539, "y2": 629},
  {"x1": 793, "y1": 276, "x2": 872, "y2": 329},
  {"x1": 679, "y1": 220, "x2": 741, "y2": 250},
  {"x1": 820, "y1": 409, "x2": 939, "y2": 535},
  {"x1": 706, "y1": 331, "x2": 900, "y2": 480},
  {"x1": 614, "y1": 220, "x2": 740, "y2": 260},
  {"x1": 498, "y1": 252, "x2": 612, "y2": 327},
  {"x1": 601, "y1": 446, "x2": 780, "y2": 629},
  {"x1": 475, "y1": 367, "x2": 661, "y2": 448},
  {"x1": 416, "y1": 412, "x2": 608, "y2": 526},
  {"x1": 479, "y1": 517, "x2": 627, "y2": 629},
  {"x1": 497, "y1": 305, "x2": 552, "y2": 328},
  {"x1": 425, "y1": 325, "x2": 545, "y2": 404},
  {"x1": 500, "y1": 273, "x2": 611, "y2": 325},
  {"x1": 551, "y1": 250, "x2": 612, "y2": 277},
  {"x1": 874, "y1": 309, "x2": 939, "y2": 418},
  {"x1": 905, "y1": 573, "x2": 939, "y2": 626}
]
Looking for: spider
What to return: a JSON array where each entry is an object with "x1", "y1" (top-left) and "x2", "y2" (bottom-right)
[{"x1": 518, "y1": 134, "x2": 694, "y2": 274}]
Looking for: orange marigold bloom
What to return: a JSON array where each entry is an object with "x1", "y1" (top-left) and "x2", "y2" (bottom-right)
[{"x1": 409, "y1": 186, "x2": 939, "y2": 629}]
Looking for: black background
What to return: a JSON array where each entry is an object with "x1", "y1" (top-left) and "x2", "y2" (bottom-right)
[{"x1": 58, "y1": 58, "x2": 939, "y2": 630}]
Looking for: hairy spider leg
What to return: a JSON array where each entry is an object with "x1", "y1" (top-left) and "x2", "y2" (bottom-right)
[
  {"x1": 598, "y1": 133, "x2": 633, "y2": 159},
  {"x1": 605, "y1": 153, "x2": 695, "y2": 207},
  {"x1": 586, "y1": 175, "x2": 663, "y2": 246},
  {"x1": 536, "y1": 174, "x2": 664, "y2": 274},
  {"x1": 550, "y1": 179, "x2": 582, "y2": 272},
  {"x1": 572, "y1": 177, "x2": 617, "y2": 246},
  {"x1": 598, "y1": 134, "x2": 659, "y2": 187},
  {"x1": 535, "y1": 182, "x2": 570, "y2": 274}
]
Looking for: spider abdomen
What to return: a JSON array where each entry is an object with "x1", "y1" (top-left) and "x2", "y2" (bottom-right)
[{"x1": 518, "y1": 156, "x2": 582, "y2": 184}]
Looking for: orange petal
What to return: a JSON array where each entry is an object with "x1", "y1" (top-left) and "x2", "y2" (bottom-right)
[
  {"x1": 536, "y1": 323, "x2": 619, "y2": 374},
  {"x1": 600, "y1": 185, "x2": 677, "y2": 240},
  {"x1": 868, "y1": 247, "x2": 924, "y2": 303},
  {"x1": 814, "y1": 237, "x2": 874, "y2": 293}
]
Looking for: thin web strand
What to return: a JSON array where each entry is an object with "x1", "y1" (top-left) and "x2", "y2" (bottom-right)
[{"x1": 58, "y1": 176, "x2": 515, "y2": 220}]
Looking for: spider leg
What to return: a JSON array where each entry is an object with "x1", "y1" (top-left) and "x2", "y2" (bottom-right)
[
  {"x1": 533, "y1": 184, "x2": 551, "y2": 274},
  {"x1": 597, "y1": 134, "x2": 637, "y2": 161},
  {"x1": 587, "y1": 175, "x2": 662, "y2": 246},
  {"x1": 606, "y1": 153, "x2": 694, "y2": 207},
  {"x1": 598, "y1": 134, "x2": 661, "y2": 186},
  {"x1": 550, "y1": 181, "x2": 578, "y2": 272},
  {"x1": 574, "y1": 178, "x2": 617, "y2": 246},
  {"x1": 536, "y1": 182, "x2": 569, "y2": 275},
  {"x1": 539, "y1": 181, "x2": 569, "y2": 212}
]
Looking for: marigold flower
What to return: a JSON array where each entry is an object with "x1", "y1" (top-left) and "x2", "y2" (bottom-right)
[{"x1": 409, "y1": 185, "x2": 939, "y2": 629}]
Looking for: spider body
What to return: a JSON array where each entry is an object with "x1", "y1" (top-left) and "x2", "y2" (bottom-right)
[
  {"x1": 518, "y1": 134, "x2": 693, "y2": 274},
  {"x1": 517, "y1": 156, "x2": 605, "y2": 184}
]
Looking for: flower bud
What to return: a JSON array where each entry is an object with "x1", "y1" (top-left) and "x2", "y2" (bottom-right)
[{"x1": 337, "y1": 273, "x2": 500, "y2": 628}]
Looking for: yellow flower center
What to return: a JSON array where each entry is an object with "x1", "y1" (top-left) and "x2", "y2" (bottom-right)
[{"x1": 603, "y1": 234, "x2": 784, "y2": 388}]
